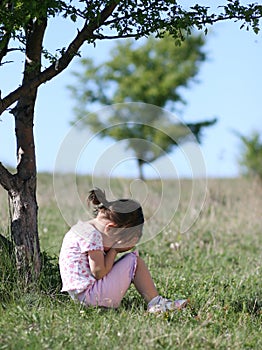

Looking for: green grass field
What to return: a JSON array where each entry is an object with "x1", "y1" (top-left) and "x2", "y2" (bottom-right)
[{"x1": 0, "y1": 175, "x2": 261, "y2": 349}]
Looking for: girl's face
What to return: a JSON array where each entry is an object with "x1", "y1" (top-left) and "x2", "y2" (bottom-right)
[
  {"x1": 95, "y1": 213, "x2": 142, "y2": 251},
  {"x1": 104, "y1": 226, "x2": 141, "y2": 252}
]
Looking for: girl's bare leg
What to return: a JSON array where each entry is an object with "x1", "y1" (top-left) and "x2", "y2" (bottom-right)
[{"x1": 133, "y1": 256, "x2": 159, "y2": 303}]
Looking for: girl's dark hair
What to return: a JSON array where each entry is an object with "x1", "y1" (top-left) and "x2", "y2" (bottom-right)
[{"x1": 87, "y1": 187, "x2": 144, "y2": 241}]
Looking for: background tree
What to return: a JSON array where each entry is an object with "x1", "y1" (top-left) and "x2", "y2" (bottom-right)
[
  {"x1": 237, "y1": 131, "x2": 262, "y2": 181},
  {"x1": 69, "y1": 35, "x2": 217, "y2": 179},
  {"x1": 0, "y1": 1, "x2": 261, "y2": 282}
]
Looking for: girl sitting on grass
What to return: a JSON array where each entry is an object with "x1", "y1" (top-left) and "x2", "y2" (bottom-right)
[{"x1": 59, "y1": 187, "x2": 188, "y2": 313}]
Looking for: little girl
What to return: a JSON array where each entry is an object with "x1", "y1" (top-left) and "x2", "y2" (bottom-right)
[{"x1": 59, "y1": 187, "x2": 188, "y2": 313}]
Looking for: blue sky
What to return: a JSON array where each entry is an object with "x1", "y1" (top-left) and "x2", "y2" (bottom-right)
[{"x1": 1, "y1": 8, "x2": 262, "y2": 179}]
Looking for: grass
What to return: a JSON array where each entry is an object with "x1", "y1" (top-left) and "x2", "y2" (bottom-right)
[{"x1": 0, "y1": 175, "x2": 261, "y2": 349}]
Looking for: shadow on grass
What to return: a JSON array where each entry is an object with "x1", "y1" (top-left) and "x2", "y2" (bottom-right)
[
  {"x1": 0, "y1": 241, "x2": 63, "y2": 306},
  {"x1": 231, "y1": 295, "x2": 262, "y2": 316}
]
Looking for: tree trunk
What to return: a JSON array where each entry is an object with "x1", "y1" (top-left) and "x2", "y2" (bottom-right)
[
  {"x1": 10, "y1": 92, "x2": 40, "y2": 281},
  {"x1": 8, "y1": 17, "x2": 47, "y2": 282},
  {"x1": 137, "y1": 159, "x2": 145, "y2": 181},
  {"x1": 0, "y1": 163, "x2": 40, "y2": 282},
  {"x1": 9, "y1": 176, "x2": 40, "y2": 282}
]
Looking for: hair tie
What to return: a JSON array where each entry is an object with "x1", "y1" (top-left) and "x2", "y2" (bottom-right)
[{"x1": 97, "y1": 203, "x2": 104, "y2": 208}]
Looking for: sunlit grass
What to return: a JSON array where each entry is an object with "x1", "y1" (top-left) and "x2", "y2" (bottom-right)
[{"x1": 0, "y1": 175, "x2": 261, "y2": 349}]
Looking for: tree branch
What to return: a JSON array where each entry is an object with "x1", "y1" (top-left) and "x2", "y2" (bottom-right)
[
  {"x1": 0, "y1": 1, "x2": 119, "y2": 115},
  {"x1": 0, "y1": 162, "x2": 14, "y2": 191},
  {"x1": 0, "y1": 32, "x2": 11, "y2": 65},
  {"x1": 93, "y1": 33, "x2": 147, "y2": 40}
]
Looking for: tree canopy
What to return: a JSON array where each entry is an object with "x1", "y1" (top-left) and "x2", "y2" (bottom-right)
[
  {"x1": 237, "y1": 131, "x2": 262, "y2": 181},
  {"x1": 68, "y1": 34, "x2": 216, "y2": 179},
  {"x1": 1, "y1": 1, "x2": 262, "y2": 113},
  {"x1": 70, "y1": 34, "x2": 206, "y2": 110}
]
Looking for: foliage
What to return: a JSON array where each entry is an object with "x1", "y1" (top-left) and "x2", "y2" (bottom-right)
[
  {"x1": 0, "y1": 175, "x2": 261, "y2": 349},
  {"x1": 2, "y1": 1, "x2": 261, "y2": 54},
  {"x1": 68, "y1": 34, "x2": 217, "y2": 178},
  {"x1": 69, "y1": 34, "x2": 206, "y2": 109},
  {"x1": 237, "y1": 131, "x2": 262, "y2": 180},
  {"x1": 0, "y1": 0, "x2": 262, "y2": 112},
  {"x1": 1, "y1": 1, "x2": 262, "y2": 91}
]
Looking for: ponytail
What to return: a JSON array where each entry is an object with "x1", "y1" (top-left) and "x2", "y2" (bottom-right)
[{"x1": 87, "y1": 187, "x2": 108, "y2": 207}]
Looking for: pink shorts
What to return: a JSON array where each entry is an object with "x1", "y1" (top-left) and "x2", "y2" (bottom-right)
[{"x1": 77, "y1": 251, "x2": 138, "y2": 308}]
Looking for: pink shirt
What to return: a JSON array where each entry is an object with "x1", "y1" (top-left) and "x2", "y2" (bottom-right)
[{"x1": 59, "y1": 221, "x2": 104, "y2": 294}]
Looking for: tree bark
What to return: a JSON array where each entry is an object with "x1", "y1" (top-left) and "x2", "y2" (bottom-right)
[
  {"x1": 9, "y1": 175, "x2": 40, "y2": 281},
  {"x1": 7, "y1": 17, "x2": 47, "y2": 281},
  {"x1": 0, "y1": 163, "x2": 40, "y2": 281}
]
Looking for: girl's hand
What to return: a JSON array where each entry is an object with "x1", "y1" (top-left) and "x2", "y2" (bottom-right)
[
  {"x1": 112, "y1": 236, "x2": 138, "y2": 252},
  {"x1": 88, "y1": 248, "x2": 117, "y2": 280}
]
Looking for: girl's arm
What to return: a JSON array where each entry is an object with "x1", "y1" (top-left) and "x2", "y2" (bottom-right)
[{"x1": 88, "y1": 248, "x2": 117, "y2": 280}]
